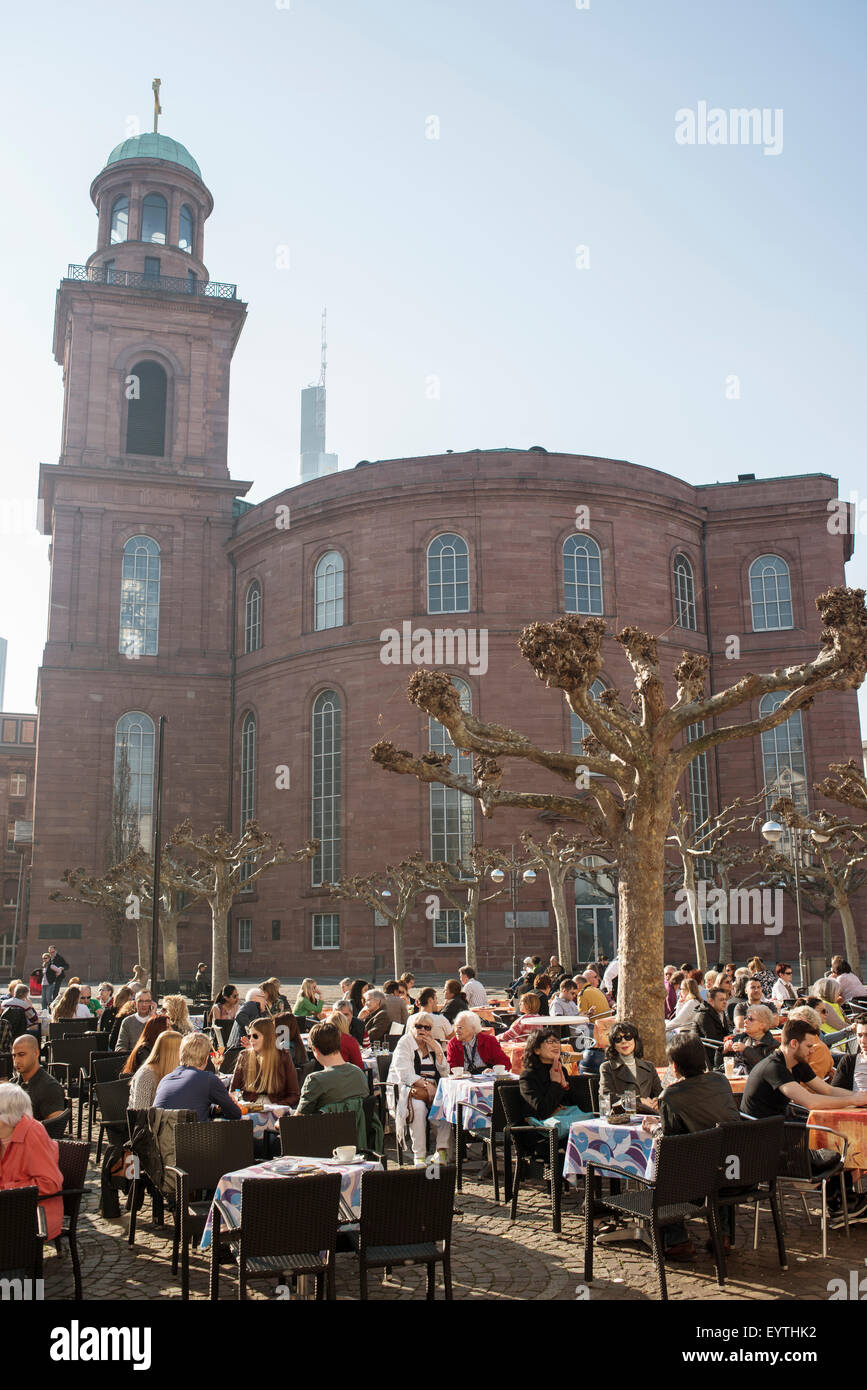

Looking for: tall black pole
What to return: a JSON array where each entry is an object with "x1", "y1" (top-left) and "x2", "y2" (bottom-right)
[
  {"x1": 510, "y1": 842, "x2": 518, "y2": 981},
  {"x1": 150, "y1": 716, "x2": 166, "y2": 995}
]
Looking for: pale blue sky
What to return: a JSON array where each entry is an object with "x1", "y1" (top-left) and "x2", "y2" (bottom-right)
[{"x1": 1, "y1": 0, "x2": 865, "y2": 729}]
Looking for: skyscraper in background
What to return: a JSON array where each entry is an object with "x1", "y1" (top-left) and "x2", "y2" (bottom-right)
[{"x1": 300, "y1": 309, "x2": 338, "y2": 482}]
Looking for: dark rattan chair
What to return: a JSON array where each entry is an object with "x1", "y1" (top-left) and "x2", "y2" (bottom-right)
[
  {"x1": 776, "y1": 1121, "x2": 850, "y2": 1258},
  {"x1": 93, "y1": 1077, "x2": 131, "y2": 1163},
  {"x1": 165, "y1": 1119, "x2": 254, "y2": 1299},
  {"x1": 43, "y1": 1108, "x2": 71, "y2": 1140},
  {"x1": 279, "y1": 1112, "x2": 357, "y2": 1158},
  {"x1": 45, "y1": 1035, "x2": 102, "y2": 1102},
  {"x1": 455, "y1": 1077, "x2": 521, "y2": 1201},
  {"x1": 584, "y1": 1127, "x2": 726, "y2": 1301},
  {"x1": 48, "y1": 1019, "x2": 93, "y2": 1040},
  {"x1": 89, "y1": 1054, "x2": 130, "y2": 1155},
  {"x1": 209, "y1": 1173, "x2": 342, "y2": 1300},
  {"x1": 0, "y1": 1187, "x2": 42, "y2": 1282},
  {"x1": 52, "y1": 1138, "x2": 89, "y2": 1299},
  {"x1": 713, "y1": 1116, "x2": 787, "y2": 1280},
  {"x1": 354, "y1": 1165, "x2": 457, "y2": 1300},
  {"x1": 499, "y1": 1083, "x2": 568, "y2": 1233}
]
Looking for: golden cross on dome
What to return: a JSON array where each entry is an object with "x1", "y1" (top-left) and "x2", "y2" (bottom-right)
[{"x1": 152, "y1": 78, "x2": 162, "y2": 134}]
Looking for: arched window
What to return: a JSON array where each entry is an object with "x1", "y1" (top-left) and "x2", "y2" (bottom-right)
[
  {"x1": 114, "y1": 712, "x2": 155, "y2": 849},
  {"x1": 314, "y1": 551, "x2": 344, "y2": 630},
  {"x1": 563, "y1": 535, "x2": 603, "y2": 614},
  {"x1": 427, "y1": 534, "x2": 469, "y2": 614},
  {"x1": 178, "y1": 204, "x2": 194, "y2": 253},
  {"x1": 239, "y1": 712, "x2": 256, "y2": 884},
  {"x1": 429, "y1": 677, "x2": 473, "y2": 869},
  {"x1": 570, "y1": 679, "x2": 606, "y2": 752},
  {"x1": 674, "y1": 553, "x2": 697, "y2": 630},
  {"x1": 245, "y1": 581, "x2": 262, "y2": 653},
  {"x1": 759, "y1": 693, "x2": 808, "y2": 814},
  {"x1": 749, "y1": 555, "x2": 793, "y2": 631},
  {"x1": 312, "y1": 691, "x2": 342, "y2": 886},
  {"x1": 141, "y1": 193, "x2": 168, "y2": 245},
  {"x1": 125, "y1": 360, "x2": 167, "y2": 456},
  {"x1": 110, "y1": 195, "x2": 129, "y2": 245},
  {"x1": 119, "y1": 536, "x2": 160, "y2": 657}
]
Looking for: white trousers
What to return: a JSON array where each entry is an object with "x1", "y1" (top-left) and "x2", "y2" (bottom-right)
[{"x1": 407, "y1": 1102, "x2": 452, "y2": 1160}]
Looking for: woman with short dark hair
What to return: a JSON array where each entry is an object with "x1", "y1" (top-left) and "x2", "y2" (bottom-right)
[
  {"x1": 348, "y1": 980, "x2": 370, "y2": 1018},
  {"x1": 599, "y1": 1022, "x2": 662, "y2": 1112},
  {"x1": 441, "y1": 979, "x2": 469, "y2": 1025},
  {"x1": 518, "y1": 1029, "x2": 592, "y2": 1134}
]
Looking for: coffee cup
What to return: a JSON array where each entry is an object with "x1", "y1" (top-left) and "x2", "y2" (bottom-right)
[
  {"x1": 451, "y1": 1067, "x2": 464, "y2": 1078},
  {"x1": 493, "y1": 1065, "x2": 507, "y2": 1075},
  {"x1": 333, "y1": 1145, "x2": 356, "y2": 1162}
]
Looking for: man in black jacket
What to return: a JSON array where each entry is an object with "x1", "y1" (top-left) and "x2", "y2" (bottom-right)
[
  {"x1": 226, "y1": 988, "x2": 267, "y2": 1050},
  {"x1": 694, "y1": 988, "x2": 729, "y2": 1068}
]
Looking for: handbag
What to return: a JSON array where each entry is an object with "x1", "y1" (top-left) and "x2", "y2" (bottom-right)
[{"x1": 409, "y1": 1078, "x2": 438, "y2": 1106}]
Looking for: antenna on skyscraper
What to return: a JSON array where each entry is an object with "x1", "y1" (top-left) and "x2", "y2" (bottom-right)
[{"x1": 319, "y1": 306, "x2": 327, "y2": 389}]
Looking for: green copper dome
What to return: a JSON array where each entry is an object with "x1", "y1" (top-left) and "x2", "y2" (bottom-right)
[{"x1": 104, "y1": 133, "x2": 202, "y2": 180}]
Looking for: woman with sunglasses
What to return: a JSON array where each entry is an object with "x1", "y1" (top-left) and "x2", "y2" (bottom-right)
[
  {"x1": 723, "y1": 1003, "x2": 776, "y2": 1073},
  {"x1": 230, "y1": 1016, "x2": 300, "y2": 1106},
  {"x1": 387, "y1": 1012, "x2": 452, "y2": 1165},
  {"x1": 599, "y1": 1022, "x2": 662, "y2": 1113}
]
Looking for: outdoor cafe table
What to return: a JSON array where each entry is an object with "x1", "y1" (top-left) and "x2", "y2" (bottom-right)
[
  {"x1": 200, "y1": 1153, "x2": 382, "y2": 1250},
  {"x1": 429, "y1": 1075, "x2": 497, "y2": 1133},
  {"x1": 218, "y1": 1078, "x2": 293, "y2": 1140},
  {"x1": 807, "y1": 1107, "x2": 867, "y2": 1180},
  {"x1": 563, "y1": 1117, "x2": 658, "y2": 1185}
]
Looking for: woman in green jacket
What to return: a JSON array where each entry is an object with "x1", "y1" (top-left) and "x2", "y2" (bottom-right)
[{"x1": 293, "y1": 978, "x2": 324, "y2": 1020}]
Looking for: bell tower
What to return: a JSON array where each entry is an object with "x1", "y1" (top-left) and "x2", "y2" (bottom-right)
[{"x1": 29, "y1": 120, "x2": 251, "y2": 976}]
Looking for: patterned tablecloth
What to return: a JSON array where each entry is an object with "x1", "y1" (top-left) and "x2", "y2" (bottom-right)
[
  {"x1": 807, "y1": 1107, "x2": 867, "y2": 1177},
  {"x1": 563, "y1": 1118, "x2": 658, "y2": 1183},
  {"x1": 200, "y1": 1154, "x2": 382, "y2": 1250},
  {"x1": 429, "y1": 1076, "x2": 498, "y2": 1132},
  {"x1": 218, "y1": 1077, "x2": 293, "y2": 1138}
]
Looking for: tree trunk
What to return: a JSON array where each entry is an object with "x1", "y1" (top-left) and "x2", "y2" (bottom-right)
[
  {"x1": 211, "y1": 903, "x2": 230, "y2": 996},
  {"x1": 161, "y1": 916, "x2": 180, "y2": 993},
  {"x1": 717, "y1": 868, "x2": 733, "y2": 963},
  {"x1": 391, "y1": 916, "x2": 405, "y2": 978},
  {"x1": 463, "y1": 886, "x2": 478, "y2": 971},
  {"x1": 135, "y1": 914, "x2": 150, "y2": 978},
  {"x1": 108, "y1": 942, "x2": 123, "y2": 981},
  {"x1": 616, "y1": 813, "x2": 668, "y2": 1067},
  {"x1": 681, "y1": 855, "x2": 708, "y2": 975},
  {"x1": 822, "y1": 911, "x2": 833, "y2": 966},
  {"x1": 835, "y1": 893, "x2": 861, "y2": 977},
  {"x1": 548, "y1": 871, "x2": 574, "y2": 973}
]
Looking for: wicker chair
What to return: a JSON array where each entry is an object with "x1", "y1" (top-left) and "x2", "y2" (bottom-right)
[
  {"x1": 93, "y1": 1077, "x2": 131, "y2": 1165},
  {"x1": 713, "y1": 1117, "x2": 787, "y2": 1280},
  {"x1": 81, "y1": 1051, "x2": 127, "y2": 1145},
  {"x1": 279, "y1": 1112, "x2": 357, "y2": 1158},
  {"x1": 583, "y1": 1127, "x2": 726, "y2": 1301},
  {"x1": 353, "y1": 1165, "x2": 457, "y2": 1300},
  {"x1": 47, "y1": 1019, "x2": 93, "y2": 1040},
  {"x1": 0, "y1": 1187, "x2": 42, "y2": 1282},
  {"x1": 52, "y1": 1138, "x2": 89, "y2": 1299},
  {"x1": 454, "y1": 1077, "x2": 520, "y2": 1201},
  {"x1": 776, "y1": 1121, "x2": 850, "y2": 1258},
  {"x1": 209, "y1": 1173, "x2": 342, "y2": 1300},
  {"x1": 499, "y1": 1083, "x2": 569, "y2": 1233},
  {"x1": 43, "y1": 1108, "x2": 72, "y2": 1140},
  {"x1": 45, "y1": 1035, "x2": 102, "y2": 1101},
  {"x1": 165, "y1": 1119, "x2": 254, "y2": 1300}
]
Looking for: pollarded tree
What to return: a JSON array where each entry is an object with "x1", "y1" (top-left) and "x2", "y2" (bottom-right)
[
  {"x1": 50, "y1": 862, "x2": 147, "y2": 976},
  {"x1": 407, "y1": 847, "x2": 507, "y2": 973},
  {"x1": 517, "y1": 829, "x2": 606, "y2": 974},
  {"x1": 770, "y1": 797, "x2": 867, "y2": 976},
  {"x1": 325, "y1": 861, "x2": 427, "y2": 978},
  {"x1": 167, "y1": 820, "x2": 318, "y2": 992},
  {"x1": 372, "y1": 588, "x2": 867, "y2": 1063}
]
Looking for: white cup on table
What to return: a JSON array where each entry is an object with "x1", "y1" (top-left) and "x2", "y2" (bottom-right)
[
  {"x1": 333, "y1": 1145, "x2": 356, "y2": 1162},
  {"x1": 451, "y1": 1067, "x2": 464, "y2": 1078}
]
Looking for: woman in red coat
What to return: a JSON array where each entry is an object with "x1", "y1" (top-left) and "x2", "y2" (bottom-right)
[
  {"x1": 0, "y1": 1084, "x2": 64, "y2": 1239},
  {"x1": 446, "y1": 1012, "x2": 511, "y2": 1074}
]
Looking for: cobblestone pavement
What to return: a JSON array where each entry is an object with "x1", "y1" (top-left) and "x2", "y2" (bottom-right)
[{"x1": 41, "y1": 1138, "x2": 862, "y2": 1302}]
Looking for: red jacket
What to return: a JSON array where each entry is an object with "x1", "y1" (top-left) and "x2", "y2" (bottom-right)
[
  {"x1": 0, "y1": 1115, "x2": 64, "y2": 1239},
  {"x1": 447, "y1": 1031, "x2": 510, "y2": 1072},
  {"x1": 339, "y1": 1032, "x2": 365, "y2": 1070}
]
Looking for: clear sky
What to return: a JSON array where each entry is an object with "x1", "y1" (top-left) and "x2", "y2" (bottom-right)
[{"x1": 1, "y1": 0, "x2": 865, "y2": 729}]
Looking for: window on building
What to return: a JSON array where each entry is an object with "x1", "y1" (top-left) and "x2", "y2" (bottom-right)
[
  {"x1": 187, "y1": 271, "x2": 197, "y2": 294},
  {"x1": 759, "y1": 692, "x2": 808, "y2": 822},
  {"x1": 38, "y1": 924, "x2": 81, "y2": 940},
  {"x1": 9, "y1": 774, "x2": 26, "y2": 798},
  {"x1": 114, "y1": 712, "x2": 155, "y2": 848},
  {"x1": 110, "y1": 196, "x2": 129, "y2": 245},
  {"x1": 674, "y1": 553, "x2": 697, "y2": 630},
  {"x1": 240, "y1": 712, "x2": 256, "y2": 885},
  {"x1": 104, "y1": 259, "x2": 116, "y2": 284},
  {"x1": 5, "y1": 821, "x2": 14, "y2": 853},
  {"x1": 245, "y1": 581, "x2": 262, "y2": 652},
  {"x1": 570, "y1": 679, "x2": 606, "y2": 751},
  {"x1": 238, "y1": 919, "x2": 252, "y2": 953},
  {"x1": 3, "y1": 880, "x2": 18, "y2": 908},
  {"x1": 119, "y1": 535, "x2": 160, "y2": 656},
  {"x1": 125, "y1": 360, "x2": 167, "y2": 456},
  {"x1": 314, "y1": 551, "x2": 344, "y2": 630},
  {"x1": 433, "y1": 908, "x2": 466, "y2": 947},
  {"x1": 427, "y1": 534, "x2": 469, "y2": 614},
  {"x1": 141, "y1": 193, "x2": 168, "y2": 244},
  {"x1": 312, "y1": 691, "x2": 342, "y2": 886},
  {"x1": 750, "y1": 555, "x2": 793, "y2": 631},
  {"x1": 429, "y1": 677, "x2": 473, "y2": 869},
  {"x1": 179, "y1": 204, "x2": 194, "y2": 253},
  {"x1": 271, "y1": 920, "x2": 281, "y2": 941},
  {"x1": 313, "y1": 913, "x2": 340, "y2": 950},
  {"x1": 563, "y1": 535, "x2": 603, "y2": 614},
  {"x1": 687, "y1": 721, "x2": 712, "y2": 878},
  {"x1": 143, "y1": 256, "x2": 161, "y2": 281}
]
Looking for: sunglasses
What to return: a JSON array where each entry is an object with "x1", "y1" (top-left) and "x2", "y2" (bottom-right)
[{"x1": 415, "y1": 1025, "x2": 432, "y2": 1032}]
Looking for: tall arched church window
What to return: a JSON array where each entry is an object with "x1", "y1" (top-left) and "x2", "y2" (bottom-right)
[
  {"x1": 179, "y1": 204, "x2": 194, "y2": 253},
  {"x1": 125, "y1": 360, "x2": 167, "y2": 457},
  {"x1": 141, "y1": 193, "x2": 168, "y2": 245},
  {"x1": 119, "y1": 535, "x2": 160, "y2": 658},
  {"x1": 245, "y1": 581, "x2": 262, "y2": 652},
  {"x1": 563, "y1": 535, "x2": 603, "y2": 614},
  {"x1": 312, "y1": 691, "x2": 342, "y2": 886},
  {"x1": 749, "y1": 555, "x2": 793, "y2": 631},
  {"x1": 114, "y1": 712, "x2": 155, "y2": 849},
  {"x1": 429, "y1": 677, "x2": 473, "y2": 869},
  {"x1": 427, "y1": 534, "x2": 469, "y2": 614},
  {"x1": 314, "y1": 552, "x2": 344, "y2": 630},
  {"x1": 110, "y1": 196, "x2": 129, "y2": 244},
  {"x1": 674, "y1": 553, "x2": 697, "y2": 630}
]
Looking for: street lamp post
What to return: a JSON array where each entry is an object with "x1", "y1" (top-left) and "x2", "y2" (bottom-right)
[
  {"x1": 490, "y1": 846, "x2": 536, "y2": 980},
  {"x1": 760, "y1": 817, "x2": 832, "y2": 987}
]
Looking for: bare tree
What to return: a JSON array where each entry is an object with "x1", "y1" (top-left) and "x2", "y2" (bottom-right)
[
  {"x1": 407, "y1": 847, "x2": 506, "y2": 972},
  {"x1": 770, "y1": 798, "x2": 867, "y2": 976},
  {"x1": 325, "y1": 861, "x2": 427, "y2": 978},
  {"x1": 517, "y1": 829, "x2": 606, "y2": 973},
  {"x1": 167, "y1": 821, "x2": 317, "y2": 991},
  {"x1": 372, "y1": 589, "x2": 867, "y2": 1062}
]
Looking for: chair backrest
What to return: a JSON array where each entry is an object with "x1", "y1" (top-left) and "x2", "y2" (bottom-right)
[
  {"x1": 318, "y1": 1095, "x2": 368, "y2": 1150},
  {"x1": 221, "y1": 1046, "x2": 243, "y2": 1076},
  {"x1": 0, "y1": 1008, "x2": 31, "y2": 1042},
  {"x1": 239, "y1": 1174, "x2": 342, "y2": 1259},
  {"x1": 490, "y1": 1078, "x2": 521, "y2": 1132},
  {"x1": 717, "y1": 1116, "x2": 784, "y2": 1192},
  {"x1": 0, "y1": 1187, "x2": 40, "y2": 1276},
  {"x1": 386, "y1": 1032, "x2": 402, "y2": 1052},
  {"x1": 0, "y1": 1052, "x2": 13, "y2": 1081},
  {"x1": 211, "y1": 1021, "x2": 234, "y2": 1050},
  {"x1": 175, "y1": 1119, "x2": 254, "y2": 1192},
  {"x1": 49, "y1": 1019, "x2": 93, "y2": 1039},
  {"x1": 652, "y1": 1128, "x2": 725, "y2": 1208},
  {"x1": 359, "y1": 1166, "x2": 457, "y2": 1250},
  {"x1": 778, "y1": 1122, "x2": 816, "y2": 1180},
  {"x1": 498, "y1": 1081, "x2": 545, "y2": 1156},
  {"x1": 55, "y1": 1139, "x2": 89, "y2": 1216},
  {"x1": 92, "y1": 1054, "x2": 129, "y2": 1086},
  {"x1": 568, "y1": 1073, "x2": 598, "y2": 1114},
  {"x1": 43, "y1": 1108, "x2": 71, "y2": 1140},
  {"x1": 375, "y1": 1053, "x2": 392, "y2": 1084},
  {"x1": 95, "y1": 1077, "x2": 132, "y2": 1125},
  {"x1": 279, "y1": 1112, "x2": 356, "y2": 1158},
  {"x1": 48, "y1": 1035, "x2": 102, "y2": 1073}
]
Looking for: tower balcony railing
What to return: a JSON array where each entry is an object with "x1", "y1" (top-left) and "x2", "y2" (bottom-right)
[{"x1": 66, "y1": 264, "x2": 238, "y2": 299}]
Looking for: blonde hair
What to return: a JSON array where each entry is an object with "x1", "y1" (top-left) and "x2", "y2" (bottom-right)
[
  {"x1": 788, "y1": 1004, "x2": 821, "y2": 1031},
  {"x1": 260, "y1": 978, "x2": 283, "y2": 1011},
  {"x1": 748, "y1": 956, "x2": 764, "y2": 974},
  {"x1": 162, "y1": 995, "x2": 192, "y2": 1034},
  {"x1": 240, "y1": 1017, "x2": 282, "y2": 1096},
  {"x1": 143, "y1": 1030, "x2": 181, "y2": 1081},
  {"x1": 296, "y1": 978, "x2": 318, "y2": 1005},
  {"x1": 681, "y1": 978, "x2": 701, "y2": 1002},
  {"x1": 329, "y1": 1009, "x2": 349, "y2": 1036},
  {"x1": 179, "y1": 1032, "x2": 211, "y2": 1068}
]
